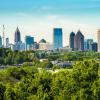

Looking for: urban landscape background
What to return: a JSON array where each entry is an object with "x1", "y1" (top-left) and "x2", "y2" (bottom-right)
[
  {"x1": 0, "y1": 26, "x2": 98, "y2": 52},
  {"x1": 0, "y1": 0, "x2": 100, "y2": 100}
]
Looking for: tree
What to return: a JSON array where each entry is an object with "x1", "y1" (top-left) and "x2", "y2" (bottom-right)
[
  {"x1": 72, "y1": 59, "x2": 99, "y2": 99},
  {"x1": 0, "y1": 82, "x2": 5, "y2": 100}
]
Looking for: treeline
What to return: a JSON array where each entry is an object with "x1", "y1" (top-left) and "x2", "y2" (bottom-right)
[
  {"x1": 0, "y1": 48, "x2": 100, "y2": 65},
  {"x1": 0, "y1": 48, "x2": 35, "y2": 65},
  {"x1": 0, "y1": 59, "x2": 100, "y2": 100}
]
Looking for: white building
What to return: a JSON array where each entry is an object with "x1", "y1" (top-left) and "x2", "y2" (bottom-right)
[
  {"x1": 98, "y1": 29, "x2": 100, "y2": 52},
  {"x1": 60, "y1": 46, "x2": 72, "y2": 52},
  {"x1": 6, "y1": 38, "x2": 10, "y2": 48},
  {"x1": 39, "y1": 39, "x2": 53, "y2": 51}
]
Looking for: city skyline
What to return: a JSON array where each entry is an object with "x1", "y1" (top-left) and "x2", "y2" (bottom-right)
[{"x1": 0, "y1": 0, "x2": 100, "y2": 46}]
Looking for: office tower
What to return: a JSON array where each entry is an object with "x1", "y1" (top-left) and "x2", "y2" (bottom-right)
[
  {"x1": 70, "y1": 32, "x2": 75, "y2": 50},
  {"x1": 25, "y1": 36, "x2": 34, "y2": 50},
  {"x1": 0, "y1": 36, "x2": 2, "y2": 48},
  {"x1": 53, "y1": 28, "x2": 63, "y2": 49},
  {"x1": 98, "y1": 29, "x2": 100, "y2": 52},
  {"x1": 84, "y1": 39, "x2": 93, "y2": 51},
  {"x1": 6, "y1": 38, "x2": 10, "y2": 48},
  {"x1": 14, "y1": 27, "x2": 23, "y2": 51},
  {"x1": 92, "y1": 42, "x2": 98, "y2": 52},
  {"x1": 74, "y1": 30, "x2": 84, "y2": 51},
  {"x1": 15, "y1": 27, "x2": 21, "y2": 43}
]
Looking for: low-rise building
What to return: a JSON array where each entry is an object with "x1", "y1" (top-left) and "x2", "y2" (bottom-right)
[{"x1": 51, "y1": 61, "x2": 72, "y2": 68}]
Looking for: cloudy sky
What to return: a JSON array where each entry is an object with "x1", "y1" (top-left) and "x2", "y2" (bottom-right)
[{"x1": 0, "y1": 0, "x2": 100, "y2": 46}]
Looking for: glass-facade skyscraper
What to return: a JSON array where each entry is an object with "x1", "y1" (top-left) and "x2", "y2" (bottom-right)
[
  {"x1": 84, "y1": 39, "x2": 93, "y2": 51},
  {"x1": 25, "y1": 36, "x2": 34, "y2": 50},
  {"x1": 92, "y1": 42, "x2": 98, "y2": 52},
  {"x1": 70, "y1": 32, "x2": 75, "y2": 50},
  {"x1": 53, "y1": 28, "x2": 63, "y2": 49}
]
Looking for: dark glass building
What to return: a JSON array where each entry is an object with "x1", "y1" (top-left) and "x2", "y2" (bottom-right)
[
  {"x1": 74, "y1": 30, "x2": 84, "y2": 51},
  {"x1": 53, "y1": 28, "x2": 63, "y2": 49},
  {"x1": 15, "y1": 27, "x2": 21, "y2": 43},
  {"x1": 92, "y1": 42, "x2": 98, "y2": 52},
  {"x1": 70, "y1": 32, "x2": 75, "y2": 50}
]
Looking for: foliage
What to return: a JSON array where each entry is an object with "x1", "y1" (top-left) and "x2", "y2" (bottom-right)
[
  {"x1": 0, "y1": 58, "x2": 99, "y2": 100},
  {"x1": 0, "y1": 49, "x2": 100, "y2": 99}
]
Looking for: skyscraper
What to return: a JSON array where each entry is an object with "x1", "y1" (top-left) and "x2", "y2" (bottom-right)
[
  {"x1": 14, "y1": 27, "x2": 24, "y2": 51},
  {"x1": 15, "y1": 27, "x2": 21, "y2": 43},
  {"x1": 53, "y1": 28, "x2": 63, "y2": 49},
  {"x1": 98, "y1": 29, "x2": 100, "y2": 52},
  {"x1": 92, "y1": 42, "x2": 98, "y2": 52},
  {"x1": 0, "y1": 36, "x2": 2, "y2": 48},
  {"x1": 6, "y1": 38, "x2": 10, "y2": 48},
  {"x1": 84, "y1": 39, "x2": 93, "y2": 51},
  {"x1": 25, "y1": 36, "x2": 34, "y2": 50},
  {"x1": 74, "y1": 30, "x2": 84, "y2": 51},
  {"x1": 70, "y1": 32, "x2": 75, "y2": 50}
]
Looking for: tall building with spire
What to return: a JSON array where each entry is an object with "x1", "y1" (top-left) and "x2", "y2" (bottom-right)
[
  {"x1": 14, "y1": 27, "x2": 25, "y2": 51},
  {"x1": 15, "y1": 27, "x2": 21, "y2": 43}
]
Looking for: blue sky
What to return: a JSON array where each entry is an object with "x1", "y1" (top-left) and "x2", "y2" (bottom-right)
[
  {"x1": 0, "y1": 0, "x2": 100, "y2": 15},
  {"x1": 0, "y1": 0, "x2": 100, "y2": 46}
]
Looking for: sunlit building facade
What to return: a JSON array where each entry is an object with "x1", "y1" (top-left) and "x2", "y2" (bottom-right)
[
  {"x1": 74, "y1": 30, "x2": 84, "y2": 51},
  {"x1": 53, "y1": 28, "x2": 63, "y2": 49}
]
